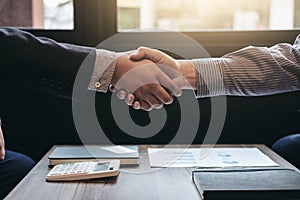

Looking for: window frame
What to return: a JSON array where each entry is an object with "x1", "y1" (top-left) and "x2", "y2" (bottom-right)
[{"x1": 25, "y1": 0, "x2": 300, "y2": 57}]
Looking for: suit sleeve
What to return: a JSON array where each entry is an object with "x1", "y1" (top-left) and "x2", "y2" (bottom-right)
[{"x1": 0, "y1": 27, "x2": 116, "y2": 98}]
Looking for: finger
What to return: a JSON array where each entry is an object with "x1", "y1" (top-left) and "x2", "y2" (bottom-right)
[
  {"x1": 151, "y1": 88, "x2": 173, "y2": 105},
  {"x1": 125, "y1": 93, "x2": 135, "y2": 106},
  {"x1": 133, "y1": 101, "x2": 141, "y2": 110},
  {"x1": 139, "y1": 100, "x2": 153, "y2": 111},
  {"x1": 139, "y1": 92, "x2": 163, "y2": 110},
  {"x1": 117, "y1": 89, "x2": 127, "y2": 100},
  {"x1": 154, "y1": 104, "x2": 163, "y2": 110}
]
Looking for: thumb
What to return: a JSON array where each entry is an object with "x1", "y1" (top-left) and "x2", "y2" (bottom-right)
[
  {"x1": 0, "y1": 148, "x2": 5, "y2": 160},
  {"x1": 0, "y1": 142, "x2": 5, "y2": 160},
  {"x1": 130, "y1": 47, "x2": 163, "y2": 63},
  {"x1": 0, "y1": 124, "x2": 5, "y2": 160},
  {"x1": 130, "y1": 48, "x2": 146, "y2": 61}
]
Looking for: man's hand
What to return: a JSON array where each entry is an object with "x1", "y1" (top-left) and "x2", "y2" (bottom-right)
[
  {"x1": 0, "y1": 123, "x2": 5, "y2": 161},
  {"x1": 113, "y1": 47, "x2": 197, "y2": 109},
  {"x1": 130, "y1": 47, "x2": 197, "y2": 89},
  {"x1": 111, "y1": 54, "x2": 182, "y2": 111},
  {"x1": 130, "y1": 47, "x2": 181, "y2": 79}
]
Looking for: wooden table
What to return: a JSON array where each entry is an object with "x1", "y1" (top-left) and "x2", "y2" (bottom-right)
[{"x1": 5, "y1": 144, "x2": 298, "y2": 200}]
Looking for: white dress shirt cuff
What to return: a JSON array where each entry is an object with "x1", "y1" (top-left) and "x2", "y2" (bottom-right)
[{"x1": 88, "y1": 49, "x2": 118, "y2": 93}]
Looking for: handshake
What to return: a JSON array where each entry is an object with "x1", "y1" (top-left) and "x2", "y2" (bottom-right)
[{"x1": 110, "y1": 47, "x2": 196, "y2": 111}]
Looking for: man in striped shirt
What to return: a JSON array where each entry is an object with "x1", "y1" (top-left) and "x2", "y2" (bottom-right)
[
  {"x1": 127, "y1": 35, "x2": 300, "y2": 101},
  {"x1": 116, "y1": 35, "x2": 300, "y2": 168}
]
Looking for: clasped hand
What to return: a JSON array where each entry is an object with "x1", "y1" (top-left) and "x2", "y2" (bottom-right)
[{"x1": 111, "y1": 47, "x2": 195, "y2": 111}]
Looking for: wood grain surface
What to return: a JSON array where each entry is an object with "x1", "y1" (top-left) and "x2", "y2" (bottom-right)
[{"x1": 5, "y1": 144, "x2": 298, "y2": 200}]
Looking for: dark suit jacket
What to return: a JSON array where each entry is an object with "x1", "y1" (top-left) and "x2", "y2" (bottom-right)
[
  {"x1": 0, "y1": 28, "x2": 102, "y2": 160},
  {"x1": 0, "y1": 27, "x2": 96, "y2": 98}
]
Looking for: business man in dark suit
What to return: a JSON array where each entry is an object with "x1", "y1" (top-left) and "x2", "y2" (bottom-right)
[
  {"x1": 0, "y1": 27, "x2": 181, "y2": 198},
  {"x1": 0, "y1": 27, "x2": 180, "y2": 108}
]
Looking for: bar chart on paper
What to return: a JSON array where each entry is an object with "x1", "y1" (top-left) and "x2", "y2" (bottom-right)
[{"x1": 148, "y1": 147, "x2": 279, "y2": 168}]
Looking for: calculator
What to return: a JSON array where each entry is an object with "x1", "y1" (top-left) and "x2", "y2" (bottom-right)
[{"x1": 46, "y1": 160, "x2": 120, "y2": 181}]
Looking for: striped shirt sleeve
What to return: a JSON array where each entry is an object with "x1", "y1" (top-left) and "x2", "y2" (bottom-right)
[{"x1": 192, "y1": 35, "x2": 300, "y2": 98}]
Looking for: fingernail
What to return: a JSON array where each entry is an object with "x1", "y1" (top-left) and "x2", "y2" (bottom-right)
[
  {"x1": 109, "y1": 85, "x2": 115, "y2": 92},
  {"x1": 117, "y1": 91, "x2": 126, "y2": 99},
  {"x1": 174, "y1": 91, "x2": 182, "y2": 97},
  {"x1": 155, "y1": 104, "x2": 163, "y2": 109},
  {"x1": 133, "y1": 102, "x2": 140, "y2": 110}
]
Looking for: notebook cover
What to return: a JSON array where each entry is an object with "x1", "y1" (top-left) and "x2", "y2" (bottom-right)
[
  {"x1": 48, "y1": 146, "x2": 139, "y2": 164},
  {"x1": 192, "y1": 168, "x2": 300, "y2": 200}
]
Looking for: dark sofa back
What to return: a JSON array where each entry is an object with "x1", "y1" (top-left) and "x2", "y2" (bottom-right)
[{"x1": 1, "y1": 89, "x2": 300, "y2": 161}]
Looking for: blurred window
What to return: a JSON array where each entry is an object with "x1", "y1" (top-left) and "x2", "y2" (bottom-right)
[
  {"x1": 0, "y1": 0, "x2": 74, "y2": 29},
  {"x1": 117, "y1": 0, "x2": 300, "y2": 31}
]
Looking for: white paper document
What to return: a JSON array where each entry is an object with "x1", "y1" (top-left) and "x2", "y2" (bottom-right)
[{"x1": 148, "y1": 148, "x2": 279, "y2": 168}]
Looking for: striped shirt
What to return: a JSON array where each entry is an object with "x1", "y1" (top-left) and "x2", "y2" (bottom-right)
[{"x1": 192, "y1": 35, "x2": 300, "y2": 98}]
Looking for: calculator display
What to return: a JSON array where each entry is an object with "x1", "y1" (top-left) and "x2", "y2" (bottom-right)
[{"x1": 94, "y1": 162, "x2": 110, "y2": 172}]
